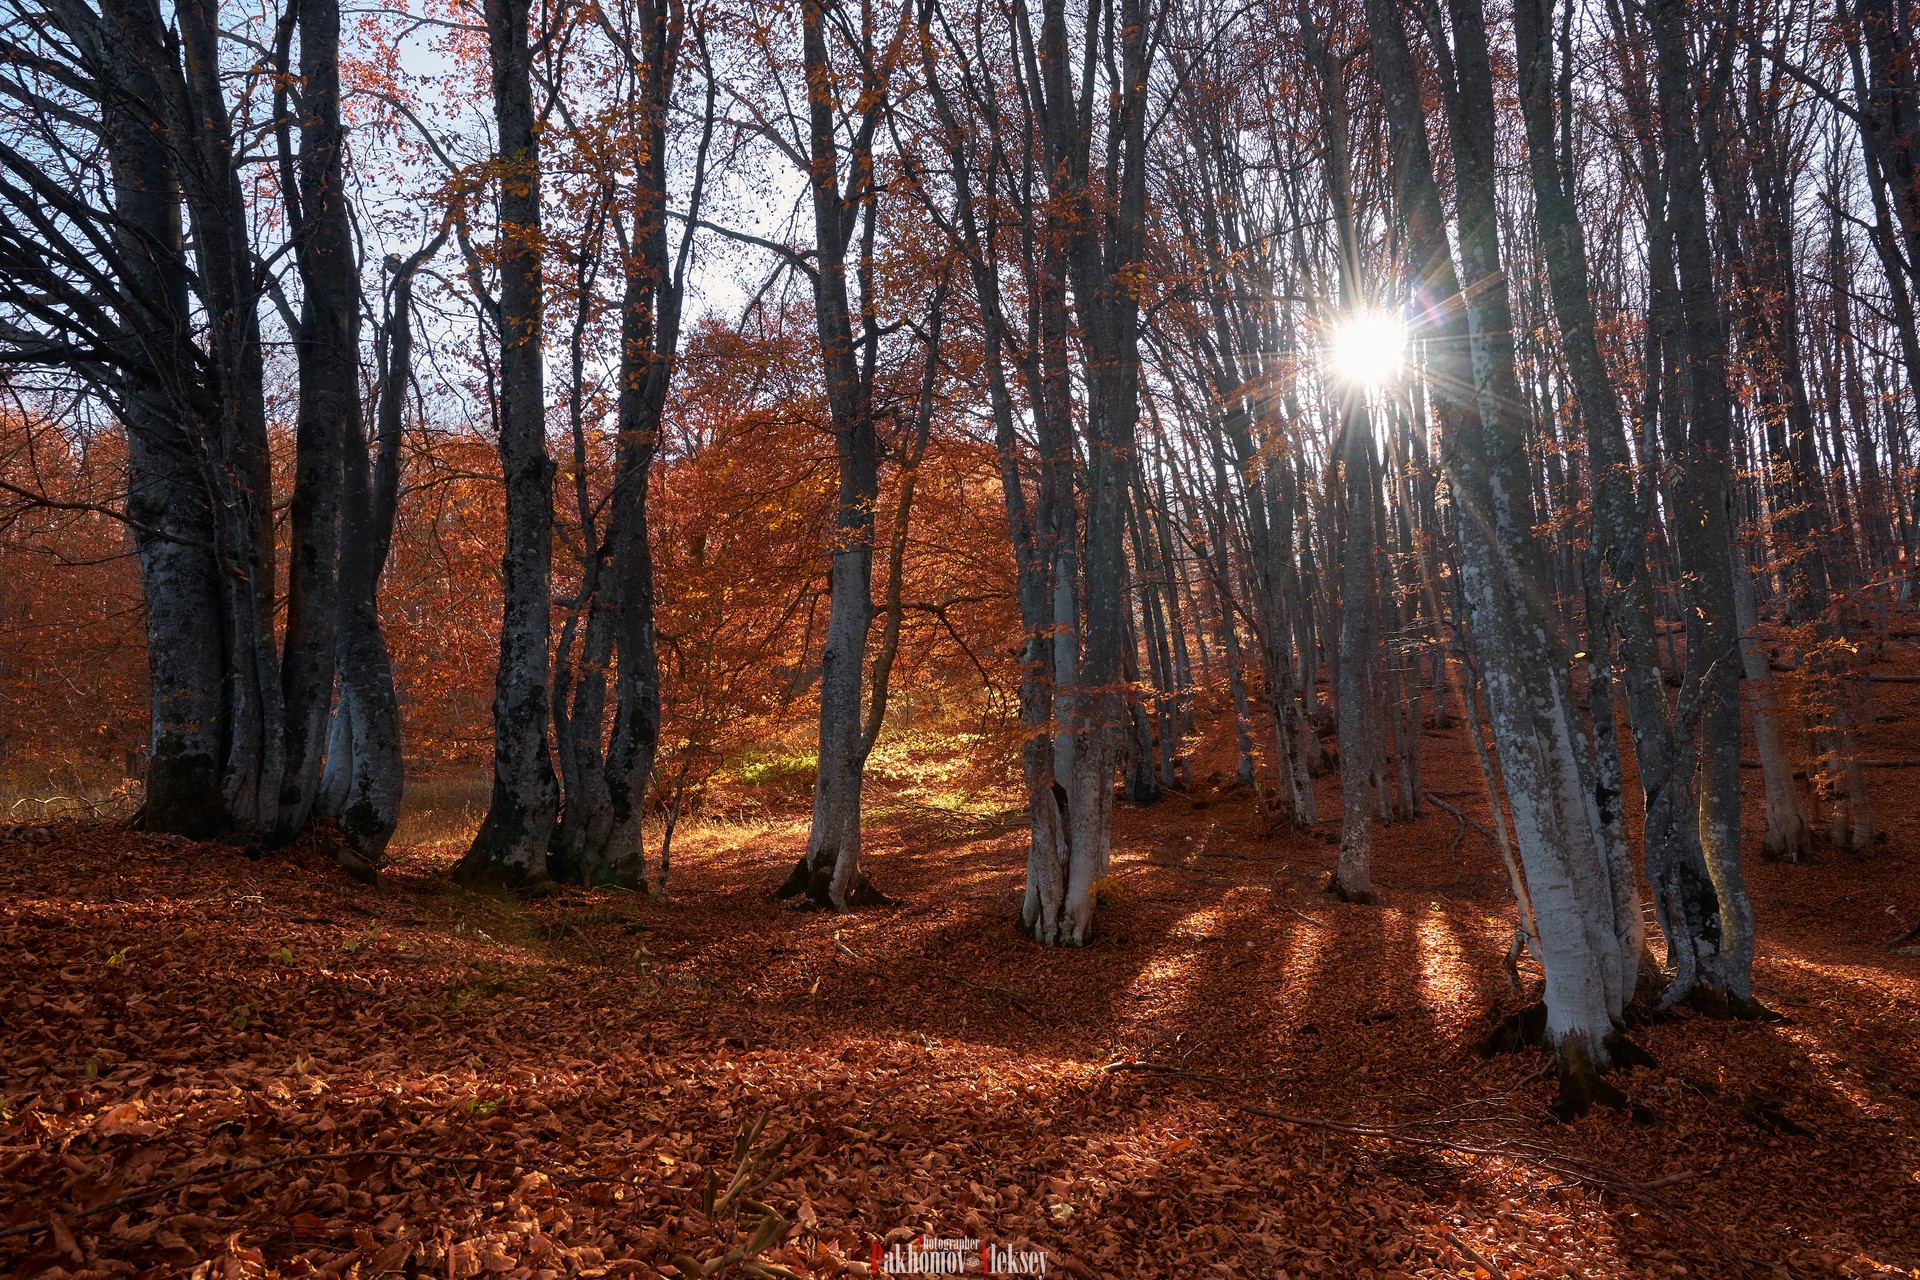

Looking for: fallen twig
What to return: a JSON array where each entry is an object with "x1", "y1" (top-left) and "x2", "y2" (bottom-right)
[
  {"x1": 1425, "y1": 793, "x2": 1497, "y2": 847},
  {"x1": 936, "y1": 971, "x2": 1047, "y2": 1023},
  {"x1": 1101, "y1": 1059, "x2": 1226, "y2": 1083},
  {"x1": 1444, "y1": 1231, "x2": 1510, "y2": 1280},
  {"x1": 1228, "y1": 1100, "x2": 1698, "y2": 1195},
  {"x1": 566, "y1": 922, "x2": 607, "y2": 965},
  {"x1": 1278, "y1": 903, "x2": 1334, "y2": 930}
]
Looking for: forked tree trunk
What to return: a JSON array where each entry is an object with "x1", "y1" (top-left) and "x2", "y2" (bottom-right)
[
  {"x1": 321, "y1": 417, "x2": 402, "y2": 875},
  {"x1": 315, "y1": 239, "x2": 429, "y2": 873},
  {"x1": 1649, "y1": 0, "x2": 1757, "y2": 1010},
  {"x1": 549, "y1": 270, "x2": 667, "y2": 890},
  {"x1": 63, "y1": 0, "x2": 281, "y2": 841},
  {"x1": 458, "y1": 0, "x2": 560, "y2": 887},
  {"x1": 552, "y1": 0, "x2": 701, "y2": 891},
  {"x1": 1367, "y1": 0, "x2": 1640, "y2": 1107},
  {"x1": 276, "y1": 0, "x2": 355, "y2": 843},
  {"x1": 787, "y1": 530, "x2": 875, "y2": 907},
  {"x1": 103, "y1": 9, "x2": 228, "y2": 838},
  {"x1": 1018, "y1": 0, "x2": 1152, "y2": 946},
  {"x1": 171, "y1": 0, "x2": 288, "y2": 840},
  {"x1": 1517, "y1": 0, "x2": 1739, "y2": 1006},
  {"x1": 776, "y1": 0, "x2": 886, "y2": 911}
]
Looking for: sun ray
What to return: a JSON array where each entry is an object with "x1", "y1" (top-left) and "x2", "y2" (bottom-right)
[{"x1": 1325, "y1": 311, "x2": 1406, "y2": 389}]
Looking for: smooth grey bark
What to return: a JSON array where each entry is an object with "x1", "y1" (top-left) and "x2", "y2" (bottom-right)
[
  {"x1": 1332, "y1": 412, "x2": 1378, "y2": 903},
  {"x1": 109, "y1": 105, "x2": 224, "y2": 836},
  {"x1": 275, "y1": 0, "x2": 353, "y2": 843},
  {"x1": 549, "y1": 227, "x2": 614, "y2": 885},
  {"x1": 170, "y1": 0, "x2": 288, "y2": 839},
  {"x1": 319, "y1": 236, "x2": 441, "y2": 871},
  {"x1": 3, "y1": 0, "x2": 285, "y2": 840},
  {"x1": 458, "y1": 0, "x2": 560, "y2": 887},
  {"x1": 1516, "y1": 0, "x2": 1737, "y2": 1006},
  {"x1": 94, "y1": 0, "x2": 228, "y2": 838},
  {"x1": 321, "y1": 399, "x2": 401, "y2": 877},
  {"x1": 1649, "y1": 0, "x2": 1756, "y2": 1009},
  {"x1": 560, "y1": 262, "x2": 667, "y2": 889},
  {"x1": 777, "y1": 0, "x2": 889, "y2": 910},
  {"x1": 550, "y1": 0, "x2": 705, "y2": 891},
  {"x1": 1449, "y1": 0, "x2": 1641, "y2": 1038},
  {"x1": 1365, "y1": 0, "x2": 1641, "y2": 1106},
  {"x1": 909, "y1": 3, "x2": 1081, "y2": 942},
  {"x1": 1015, "y1": 0, "x2": 1154, "y2": 946}
]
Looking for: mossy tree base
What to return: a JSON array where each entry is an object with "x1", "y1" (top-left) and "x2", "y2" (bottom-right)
[
  {"x1": 775, "y1": 856, "x2": 895, "y2": 910},
  {"x1": 1473, "y1": 1002, "x2": 1653, "y2": 1120},
  {"x1": 1549, "y1": 1035, "x2": 1628, "y2": 1121},
  {"x1": 1324, "y1": 874, "x2": 1378, "y2": 906}
]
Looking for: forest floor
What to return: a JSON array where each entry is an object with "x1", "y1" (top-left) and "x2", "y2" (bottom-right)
[{"x1": 4, "y1": 680, "x2": 1920, "y2": 1279}]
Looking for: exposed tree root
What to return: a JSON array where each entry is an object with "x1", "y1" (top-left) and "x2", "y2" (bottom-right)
[
  {"x1": 1603, "y1": 1030, "x2": 1659, "y2": 1070},
  {"x1": 451, "y1": 849, "x2": 552, "y2": 895},
  {"x1": 774, "y1": 857, "x2": 896, "y2": 910},
  {"x1": 773, "y1": 856, "x2": 810, "y2": 901},
  {"x1": 1324, "y1": 874, "x2": 1378, "y2": 905},
  {"x1": 1473, "y1": 1005, "x2": 1644, "y2": 1119},
  {"x1": 1474, "y1": 1000, "x2": 1547, "y2": 1057},
  {"x1": 332, "y1": 846, "x2": 383, "y2": 886},
  {"x1": 1550, "y1": 1036, "x2": 1627, "y2": 1121},
  {"x1": 1676, "y1": 984, "x2": 1783, "y2": 1022}
]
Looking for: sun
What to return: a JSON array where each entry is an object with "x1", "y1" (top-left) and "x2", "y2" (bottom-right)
[{"x1": 1326, "y1": 311, "x2": 1406, "y2": 389}]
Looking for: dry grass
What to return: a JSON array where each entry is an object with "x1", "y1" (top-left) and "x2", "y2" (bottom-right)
[
  {"x1": 388, "y1": 772, "x2": 490, "y2": 854},
  {"x1": 0, "y1": 762, "x2": 140, "y2": 824}
]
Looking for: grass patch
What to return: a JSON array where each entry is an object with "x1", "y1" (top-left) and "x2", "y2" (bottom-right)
[
  {"x1": 0, "y1": 763, "x2": 140, "y2": 823},
  {"x1": 392, "y1": 773, "x2": 490, "y2": 851},
  {"x1": 719, "y1": 744, "x2": 818, "y2": 790}
]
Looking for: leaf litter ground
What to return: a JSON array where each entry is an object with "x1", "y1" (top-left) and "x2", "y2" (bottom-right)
[{"x1": 3, "y1": 708, "x2": 1919, "y2": 1278}]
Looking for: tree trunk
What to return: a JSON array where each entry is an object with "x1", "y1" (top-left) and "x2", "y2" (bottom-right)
[
  {"x1": 458, "y1": 0, "x2": 560, "y2": 887},
  {"x1": 90, "y1": 0, "x2": 228, "y2": 839},
  {"x1": 1649, "y1": 0, "x2": 1757, "y2": 1010},
  {"x1": 778, "y1": 0, "x2": 885, "y2": 910},
  {"x1": 1367, "y1": 0, "x2": 1641, "y2": 1106},
  {"x1": 316, "y1": 234, "x2": 435, "y2": 873},
  {"x1": 1733, "y1": 539, "x2": 1814, "y2": 861},
  {"x1": 1018, "y1": 0, "x2": 1153, "y2": 946},
  {"x1": 1516, "y1": 0, "x2": 1738, "y2": 1006},
  {"x1": 277, "y1": 0, "x2": 355, "y2": 842},
  {"x1": 1333, "y1": 410, "x2": 1378, "y2": 903}
]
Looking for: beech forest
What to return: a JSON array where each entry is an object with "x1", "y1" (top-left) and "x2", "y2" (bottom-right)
[{"x1": 2, "y1": 0, "x2": 1919, "y2": 1274}]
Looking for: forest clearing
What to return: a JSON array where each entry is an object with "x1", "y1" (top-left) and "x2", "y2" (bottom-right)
[
  {"x1": 3, "y1": 694, "x2": 1917, "y2": 1278},
  {"x1": 9, "y1": 0, "x2": 1920, "y2": 1272}
]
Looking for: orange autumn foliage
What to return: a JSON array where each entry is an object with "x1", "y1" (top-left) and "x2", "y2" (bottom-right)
[
  {"x1": 0, "y1": 311, "x2": 1020, "y2": 815},
  {"x1": 0, "y1": 417, "x2": 147, "y2": 784}
]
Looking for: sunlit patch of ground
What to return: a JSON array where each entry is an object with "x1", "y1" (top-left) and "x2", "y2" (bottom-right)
[{"x1": 3, "y1": 704, "x2": 1919, "y2": 1278}]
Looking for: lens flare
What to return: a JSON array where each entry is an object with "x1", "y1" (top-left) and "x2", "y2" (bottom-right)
[{"x1": 1326, "y1": 311, "x2": 1406, "y2": 389}]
